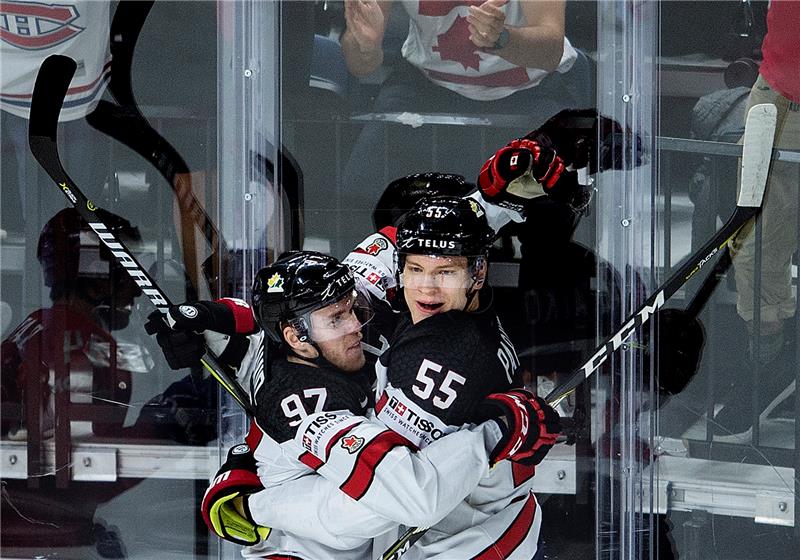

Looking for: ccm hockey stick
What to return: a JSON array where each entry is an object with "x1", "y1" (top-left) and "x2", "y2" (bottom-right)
[
  {"x1": 29, "y1": 54, "x2": 255, "y2": 417},
  {"x1": 545, "y1": 102, "x2": 778, "y2": 406},
  {"x1": 380, "y1": 103, "x2": 777, "y2": 560}
]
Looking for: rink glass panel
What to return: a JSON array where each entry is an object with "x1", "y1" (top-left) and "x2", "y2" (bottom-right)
[{"x1": 2, "y1": 1, "x2": 797, "y2": 560}]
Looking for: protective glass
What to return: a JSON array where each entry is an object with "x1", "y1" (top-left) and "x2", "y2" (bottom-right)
[
  {"x1": 400, "y1": 254, "x2": 475, "y2": 290},
  {"x1": 304, "y1": 289, "x2": 374, "y2": 342}
]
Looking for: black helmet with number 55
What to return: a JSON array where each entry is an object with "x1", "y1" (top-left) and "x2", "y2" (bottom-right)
[
  {"x1": 373, "y1": 172, "x2": 475, "y2": 230},
  {"x1": 252, "y1": 251, "x2": 371, "y2": 344},
  {"x1": 395, "y1": 196, "x2": 495, "y2": 260}
]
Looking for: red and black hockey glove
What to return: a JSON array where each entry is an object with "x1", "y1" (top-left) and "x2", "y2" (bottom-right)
[
  {"x1": 201, "y1": 443, "x2": 271, "y2": 546},
  {"x1": 480, "y1": 389, "x2": 561, "y2": 467},
  {"x1": 144, "y1": 299, "x2": 256, "y2": 370},
  {"x1": 478, "y1": 138, "x2": 571, "y2": 211}
]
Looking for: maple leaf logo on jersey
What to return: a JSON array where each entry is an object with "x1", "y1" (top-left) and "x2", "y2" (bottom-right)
[
  {"x1": 365, "y1": 238, "x2": 388, "y2": 256},
  {"x1": 432, "y1": 15, "x2": 480, "y2": 71},
  {"x1": 1, "y1": 2, "x2": 84, "y2": 50},
  {"x1": 340, "y1": 434, "x2": 365, "y2": 454}
]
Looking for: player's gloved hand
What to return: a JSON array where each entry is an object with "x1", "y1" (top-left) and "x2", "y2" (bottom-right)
[
  {"x1": 201, "y1": 443, "x2": 271, "y2": 546},
  {"x1": 479, "y1": 389, "x2": 561, "y2": 467},
  {"x1": 478, "y1": 138, "x2": 571, "y2": 208},
  {"x1": 144, "y1": 299, "x2": 256, "y2": 337},
  {"x1": 144, "y1": 310, "x2": 206, "y2": 370},
  {"x1": 526, "y1": 108, "x2": 644, "y2": 174},
  {"x1": 144, "y1": 299, "x2": 256, "y2": 370}
]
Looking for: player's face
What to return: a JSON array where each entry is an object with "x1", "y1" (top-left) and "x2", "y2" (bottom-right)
[
  {"x1": 308, "y1": 293, "x2": 367, "y2": 372},
  {"x1": 402, "y1": 254, "x2": 473, "y2": 324}
]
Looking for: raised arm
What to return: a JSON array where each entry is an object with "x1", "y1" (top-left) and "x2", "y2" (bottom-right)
[{"x1": 341, "y1": 0, "x2": 394, "y2": 77}]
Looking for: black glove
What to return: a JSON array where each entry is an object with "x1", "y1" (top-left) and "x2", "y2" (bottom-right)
[
  {"x1": 145, "y1": 310, "x2": 206, "y2": 370},
  {"x1": 525, "y1": 108, "x2": 644, "y2": 174},
  {"x1": 144, "y1": 299, "x2": 256, "y2": 371},
  {"x1": 146, "y1": 299, "x2": 256, "y2": 336},
  {"x1": 479, "y1": 389, "x2": 561, "y2": 466},
  {"x1": 201, "y1": 443, "x2": 271, "y2": 546}
]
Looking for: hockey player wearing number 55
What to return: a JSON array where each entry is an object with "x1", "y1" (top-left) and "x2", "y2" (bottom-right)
[{"x1": 147, "y1": 250, "x2": 555, "y2": 559}]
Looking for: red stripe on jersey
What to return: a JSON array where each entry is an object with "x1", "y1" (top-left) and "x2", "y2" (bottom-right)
[
  {"x1": 299, "y1": 452, "x2": 324, "y2": 471},
  {"x1": 218, "y1": 298, "x2": 257, "y2": 334},
  {"x1": 245, "y1": 419, "x2": 263, "y2": 450},
  {"x1": 264, "y1": 555, "x2": 305, "y2": 560},
  {"x1": 340, "y1": 430, "x2": 410, "y2": 500},
  {"x1": 375, "y1": 392, "x2": 389, "y2": 413},
  {"x1": 471, "y1": 493, "x2": 537, "y2": 560},
  {"x1": 426, "y1": 67, "x2": 531, "y2": 88},
  {"x1": 511, "y1": 463, "x2": 536, "y2": 488}
]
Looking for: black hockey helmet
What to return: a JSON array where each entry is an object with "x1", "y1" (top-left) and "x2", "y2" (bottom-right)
[
  {"x1": 395, "y1": 196, "x2": 495, "y2": 259},
  {"x1": 252, "y1": 251, "x2": 369, "y2": 344},
  {"x1": 37, "y1": 208, "x2": 143, "y2": 297},
  {"x1": 373, "y1": 172, "x2": 475, "y2": 230}
]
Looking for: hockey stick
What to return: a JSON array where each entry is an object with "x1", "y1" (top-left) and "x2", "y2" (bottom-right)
[
  {"x1": 29, "y1": 54, "x2": 255, "y2": 417},
  {"x1": 85, "y1": 0, "x2": 223, "y2": 292},
  {"x1": 545, "y1": 102, "x2": 778, "y2": 406},
  {"x1": 379, "y1": 103, "x2": 777, "y2": 560}
]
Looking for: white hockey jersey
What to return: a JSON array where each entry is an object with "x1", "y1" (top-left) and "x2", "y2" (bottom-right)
[
  {"x1": 399, "y1": 0, "x2": 577, "y2": 101},
  {"x1": 0, "y1": 0, "x2": 111, "y2": 120}
]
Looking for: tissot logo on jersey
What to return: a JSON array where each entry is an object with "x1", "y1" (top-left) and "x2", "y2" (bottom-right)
[
  {"x1": 1, "y1": 2, "x2": 84, "y2": 49},
  {"x1": 298, "y1": 411, "x2": 363, "y2": 459}
]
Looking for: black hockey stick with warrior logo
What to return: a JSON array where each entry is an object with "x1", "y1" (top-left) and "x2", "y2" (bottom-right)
[
  {"x1": 379, "y1": 102, "x2": 777, "y2": 560},
  {"x1": 29, "y1": 54, "x2": 256, "y2": 417}
]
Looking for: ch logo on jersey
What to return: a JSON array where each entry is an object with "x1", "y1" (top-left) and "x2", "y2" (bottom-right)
[
  {"x1": 365, "y1": 238, "x2": 388, "y2": 256},
  {"x1": 266, "y1": 272, "x2": 284, "y2": 292},
  {"x1": 1, "y1": 2, "x2": 85, "y2": 50},
  {"x1": 340, "y1": 435, "x2": 364, "y2": 454}
]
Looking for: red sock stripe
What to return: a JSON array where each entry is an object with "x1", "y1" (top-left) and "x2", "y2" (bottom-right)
[
  {"x1": 299, "y1": 451, "x2": 324, "y2": 471},
  {"x1": 340, "y1": 430, "x2": 409, "y2": 500},
  {"x1": 471, "y1": 494, "x2": 537, "y2": 560},
  {"x1": 218, "y1": 297, "x2": 256, "y2": 334}
]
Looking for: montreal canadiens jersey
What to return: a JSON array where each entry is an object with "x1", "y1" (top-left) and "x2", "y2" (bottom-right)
[
  {"x1": 0, "y1": 0, "x2": 111, "y2": 120},
  {"x1": 399, "y1": 0, "x2": 577, "y2": 101}
]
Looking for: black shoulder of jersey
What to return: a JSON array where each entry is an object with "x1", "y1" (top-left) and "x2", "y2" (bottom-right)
[{"x1": 254, "y1": 359, "x2": 372, "y2": 443}]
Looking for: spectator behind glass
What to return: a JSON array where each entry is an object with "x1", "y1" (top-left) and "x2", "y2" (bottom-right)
[
  {"x1": 719, "y1": 0, "x2": 800, "y2": 434},
  {"x1": 335, "y1": 0, "x2": 593, "y2": 254},
  {"x1": 0, "y1": 0, "x2": 112, "y2": 237}
]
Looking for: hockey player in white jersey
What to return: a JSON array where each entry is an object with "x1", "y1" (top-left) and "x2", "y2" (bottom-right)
[{"x1": 147, "y1": 250, "x2": 556, "y2": 560}]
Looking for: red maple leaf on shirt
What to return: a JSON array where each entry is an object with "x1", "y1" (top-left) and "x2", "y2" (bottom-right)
[{"x1": 431, "y1": 15, "x2": 481, "y2": 71}]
